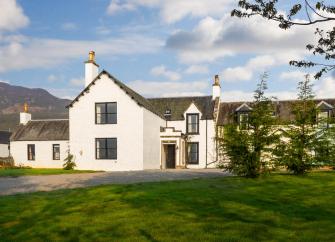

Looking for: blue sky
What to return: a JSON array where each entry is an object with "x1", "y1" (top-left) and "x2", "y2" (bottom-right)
[{"x1": 0, "y1": 0, "x2": 334, "y2": 101}]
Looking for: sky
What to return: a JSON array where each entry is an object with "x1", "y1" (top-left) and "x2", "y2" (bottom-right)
[{"x1": 0, "y1": 0, "x2": 334, "y2": 101}]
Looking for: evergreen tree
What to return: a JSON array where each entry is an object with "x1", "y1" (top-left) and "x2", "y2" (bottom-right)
[
  {"x1": 274, "y1": 75, "x2": 318, "y2": 174},
  {"x1": 218, "y1": 73, "x2": 278, "y2": 178}
]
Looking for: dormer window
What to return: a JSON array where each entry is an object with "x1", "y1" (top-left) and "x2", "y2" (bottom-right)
[
  {"x1": 95, "y1": 102, "x2": 117, "y2": 124},
  {"x1": 236, "y1": 103, "x2": 252, "y2": 130},
  {"x1": 186, "y1": 113, "x2": 199, "y2": 134},
  {"x1": 318, "y1": 110, "x2": 330, "y2": 128},
  {"x1": 164, "y1": 109, "x2": 172, "y2": 121},
  {"x1": 317, "y1": 101, "x2": 333, "y2": 128},
  {"x1": 238, "y1": 113, "x2": 249, "y2": 130}
]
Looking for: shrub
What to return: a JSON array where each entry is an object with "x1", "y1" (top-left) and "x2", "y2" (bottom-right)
[
  {"x1": 0, "y1": 157, "x2": 15, "y2": 168},
  {"x1": 63, "y1": 153, "x2": 76, "y2": 170}
]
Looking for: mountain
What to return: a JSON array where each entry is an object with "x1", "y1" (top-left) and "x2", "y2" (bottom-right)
[{"x1": 0, "y1": 82, "x2": 70, "y2": 131}]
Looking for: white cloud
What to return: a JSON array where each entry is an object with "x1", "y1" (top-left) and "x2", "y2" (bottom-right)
[
  {"x1": 96, "y1": 26, "x2": 111, "y2": 35},
  {"x1": 70, "y1": 77, "x2": 84, "y2": 87},
  {"x1": 280, "y1": 71, "x2": 308, "y2": 82},
  {"x1": 223, "y1": 55, "x2": 276, "y2": 82},
  {"x1": 61, "y1": 22, "x2": 77, "y2": 31},
  {"x1": 150, "y1": 65, "x2": 181, "y2": 81},
  {"x1": 0, "y1": 34, "x2": 163, "y2": 72},
  {"x1": 185, "y1": 65, "x2": 208, "y2": 74},
  {"x1": 47, "y1": 74, "x2": 58, "y2": 82},
  {"x1": 223, "y1": 67, "x2": 253, "y2": 82},
  {"x1": 128, "y1": 79, "x2": 208, "y2": 97},
  {"x1": 0, "y1": 0, "x2": 29, "y2": 32},
  {"x1": 107, "y1": 0, "x2": 137, "y2": 15},
  {"x1": 166, "y1": 14, "x2": 319, "y2": 64},
  {"x1": 0, "y1": 79, "x2": 10, "y2": 84},
  {"x1": 315, "y1": 77, "x2": 335, "y2": 99},
  {"x1": 107, "y1": 0, "x2": 234, "y2": 24}
]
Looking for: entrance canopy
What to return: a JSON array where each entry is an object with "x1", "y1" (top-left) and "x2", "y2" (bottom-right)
[{"x1": 160, "y1": 127, "x2": 186, "y2": 169}]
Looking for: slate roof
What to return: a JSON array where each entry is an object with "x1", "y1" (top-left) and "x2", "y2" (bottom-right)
[
  {"x1": 67, "y1": 70, "x2": 165, "y2": 119},
  {"x1": 10, "y1": 120, "x2": 69, "y2": 141},
  {"x1": 0, "y1": 131, "x2": 11, "y2": 144},
  {"x1": 217, "y1": 99, "x2": 335, "y2": 125},
  {"x1": 148, "y1": 96, "x2": 215, "y2": 120}
]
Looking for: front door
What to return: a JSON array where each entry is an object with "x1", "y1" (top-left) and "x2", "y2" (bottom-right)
[{"x1": 166, "y1": 145, "x2": 176, "y2": 169}]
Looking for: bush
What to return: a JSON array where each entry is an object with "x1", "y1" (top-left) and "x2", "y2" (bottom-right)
[
  {"x1": 63, "y1": 153, "x2": 76, "y2": 170},
  {"x1": 0, "y1": 157, "x2": 15, "y2": 168}
]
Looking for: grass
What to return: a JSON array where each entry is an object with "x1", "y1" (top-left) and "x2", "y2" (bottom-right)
[
  {"x1": 0, "y1": 168, "x2": 98, "y2": 177},
  {"x1": 0, "y1": 172, "x2": 335, "y2": 241}
]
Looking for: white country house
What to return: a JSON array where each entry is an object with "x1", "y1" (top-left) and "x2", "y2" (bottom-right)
[
  {"x1": 10, "y1": 52, "x2": 335, "y2": 171},
  {"x1": 10, "y1": 52, "x2": 220, "y2": 171}
]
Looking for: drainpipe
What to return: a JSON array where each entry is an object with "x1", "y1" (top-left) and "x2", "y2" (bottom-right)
[{"x1": 205, "y1": 118, "x2": 208, "y2": 168}]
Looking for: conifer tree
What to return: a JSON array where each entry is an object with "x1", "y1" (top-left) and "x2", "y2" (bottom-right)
[
  {"x1": 274, "y1": 75, "x2": 318, "y2": 174},
  {"x1": 219, "y1": 73, "x2": 278, "y2": 177}
]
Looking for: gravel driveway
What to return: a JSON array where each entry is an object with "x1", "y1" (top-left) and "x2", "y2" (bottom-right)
[{"x1": 0, "y1": 169, "x2": 229, "y2": 196}]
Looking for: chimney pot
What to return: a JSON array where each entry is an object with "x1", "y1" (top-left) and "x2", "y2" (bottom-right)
[
  {"x1": 214, "y1": 75, "x2": 220, "y2": 86},
  {"x1": 88, "y1": 51, "x2": 95, "y2": 62},
  {"x1": 212, "y1": 74, "x2": 221, "y2": 100}
]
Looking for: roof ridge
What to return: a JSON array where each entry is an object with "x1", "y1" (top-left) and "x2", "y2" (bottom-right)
[{"x1": 148, "y1": 95, "x2": 212, "y2": 100}]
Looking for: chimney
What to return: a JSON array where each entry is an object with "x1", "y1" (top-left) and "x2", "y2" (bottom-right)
[
  {"x1": 212, "y1": 75, "x2": 221, "y2": 100},
  {"x1": 85, "y1": 51, "x2": 99, "y2": 87},
  {"x1": 20, "y1": 103, "x2": 31, "y2": 125}
]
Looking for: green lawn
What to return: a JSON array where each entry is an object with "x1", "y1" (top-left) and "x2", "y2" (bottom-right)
[
  {"x1": 0, "y1": 168, "x2": 97, "y2": 177},
  {"x1": 0, "y1": 172, "x2": 334, "y2": 242}
]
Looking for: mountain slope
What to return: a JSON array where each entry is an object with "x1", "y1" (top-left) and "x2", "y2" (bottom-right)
[{"x1": 0, "y1": 82, "x2": 70, "y2": 131}]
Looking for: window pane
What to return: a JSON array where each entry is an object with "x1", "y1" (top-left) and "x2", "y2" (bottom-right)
[
  {"x1": 28, "y1": 145, "x2": 35, "y2": 160},
  {"x1": 107, "y1": 149, "x2": 117, "y2": 159},
  {"x1": 107, "y1": 103, "x2": 117, "y2": 113},
  {"x1": 96, "y1": 103, "x2": 106, "y2": 113},
  {"x1": 190, "y1": 152, "x2": 197, "y2": 162},
  {"x1": 187, "y1": 114, "x2": 198, "y2": 133},
  {"x1": 107, "y1": 114, "x2": 117, "y2": 124},
  {"x1": 96, "y1": 113, "x2": 107, "y2": 124},
  {"x1": 187, "y1": 143, "x2": 198, "y2": 164},
  {"x1": 97, "y1": 139, "x2": 106, "y2": 149},
  {"x1": 53, "y1": 145, "x2": 60, "y2": 160},
  {"x1": 107, "y1": 138, "x2": 117, "y2": 149},
  {"x1": 97, "y1": 149, "x2": 106, "y2": 159}
]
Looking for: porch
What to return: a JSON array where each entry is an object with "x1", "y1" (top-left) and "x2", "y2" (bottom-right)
[{"x1": 160, "y1": 127, "x2": 186, "y2": 169}]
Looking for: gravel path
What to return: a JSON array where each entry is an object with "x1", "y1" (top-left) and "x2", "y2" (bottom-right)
[{"x1": 0, "y1": 169, "x2": 229, "y2": 196}]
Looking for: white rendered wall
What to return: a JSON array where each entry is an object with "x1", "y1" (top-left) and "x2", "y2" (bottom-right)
[
  {"x1": 0, "y1": 144, "x2": 9, "y2": 157},
  {"x1": 20, "y1": 112, "x2": 31, "y2": 125},
  {"x1": 212, "y1": 85, "x2": 221, "y2": 100},
  {"x1": 166, "y1": 103, "x2": 217, "y2": 169},
  {"x1": 10, "y1": 141, "x2": 69, "y2": 168},
  {"x1": 69, "y1": 73, "x2": 146, "y2": 171},
  {"x1": 85, "y1": 63, "x2": 99, "y2": 87},
  {"x1": 143, "y1": 108, "x2": 165, "y2": 169}
]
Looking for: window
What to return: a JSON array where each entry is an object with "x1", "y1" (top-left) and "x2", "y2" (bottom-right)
[
  {"x1": 95, "y1": 102, "x2": 117, "y2": 124},
  {"x1": 27, "y1": 144, "x2": 35, "y2": 161},
  {"x1": 96, "y1": 138, "x2": 117, "y2": 160},
  {"x1": 187, "y1": 142, "x2": 199, "y2": 164},
  {"x1": 239, "y1": 113, "x2": 249, "y2": 130},
  {"x1": 186, "y1": 114, "x2": 199, "y2": 134},
  {"x1": 53, "y1": 144, "x2": 60, "y2": 160},
  {"x1": 318, "y1": 111, "x2": 329, "y2": 128}
]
